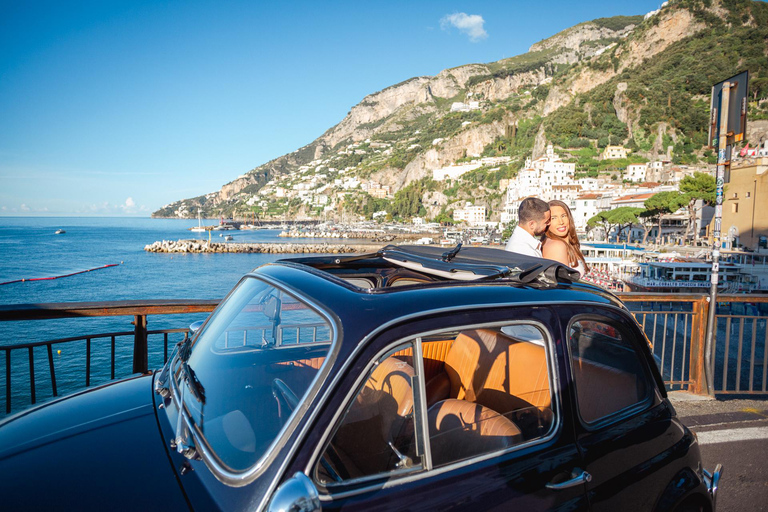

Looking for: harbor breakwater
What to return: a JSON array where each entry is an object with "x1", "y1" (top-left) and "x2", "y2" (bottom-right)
[{"x1": 144, "y1": 239, "x2": 382, "y2": 254}]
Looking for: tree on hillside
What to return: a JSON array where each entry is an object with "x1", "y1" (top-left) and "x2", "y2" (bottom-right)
[
  {"x1": 604, "y1": 207, "x2": 645, "y2": 242},
  {"x1": 644, "y1": 191, "x2": 687, "y2": 244},
  {"x1": 587, "y1": 212, "x2": 615, "y2": 242},
  {"x1": 679, "y1": 172, "x2": 716, "y2": 242},
  {"x1": 639, "y1": 209, "x2": 659, "y2": 244}
]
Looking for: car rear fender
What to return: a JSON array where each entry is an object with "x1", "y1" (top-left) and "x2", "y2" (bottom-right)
[{"x1": 653, "y1": 466, "x2": 711, "y2": 512}]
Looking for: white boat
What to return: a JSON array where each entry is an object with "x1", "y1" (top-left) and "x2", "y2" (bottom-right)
[
  {"x1": 190, "y1": 209, "x2": 206, "y2": 232},
  {"x1": 224, "y1": 235, "x2": 234, "y2": 241},
  {"x1": 54, "y1": 229, "x2": 66, "y2": 235}
]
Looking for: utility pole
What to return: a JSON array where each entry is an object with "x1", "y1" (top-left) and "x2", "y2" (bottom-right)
[
  {"x1": 704, "y1": 80, "x2": 730, "y2": 396},
  {"x1": 704, "y1": 71, "x2": 748, "y2": 396}
]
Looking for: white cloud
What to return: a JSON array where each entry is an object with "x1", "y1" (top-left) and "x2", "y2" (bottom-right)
[
  {"x1": 20, "y1": 203, "x2": 30, "y2": 211},
  {"x1": 124, "y1": 197, "x2": 135, "y2": 208},
  {"x1": 440, "y1": 13, "x2": 488, "y2": 42}
]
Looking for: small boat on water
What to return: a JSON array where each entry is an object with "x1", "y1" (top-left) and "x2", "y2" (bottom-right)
[
  {"x1": 190, "y1": 209, "x2": 206, "y2": 232},
  {"x1": 224, "y1": 235, "x2": 234, "y2": 241},
  {"x1": 54, "y1": 229, "x2": 66, "y2": 235}
]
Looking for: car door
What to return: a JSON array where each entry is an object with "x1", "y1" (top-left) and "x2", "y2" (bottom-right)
[
  {"x1": 560, "y1": 306, "x2": 688, "y2": 511},
  {"x1": 296, "y1": 306, "x2": 590, "y2": 511}
]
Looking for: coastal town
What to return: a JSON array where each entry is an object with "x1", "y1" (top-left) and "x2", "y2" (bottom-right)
[{"x1": 154, "y1": 138, "x2": 768, "y2": 294}]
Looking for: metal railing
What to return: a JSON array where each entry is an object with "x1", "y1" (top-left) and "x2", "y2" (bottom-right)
[
  {"x1": 1, "y1": 294, "x2": 767, "y2": 415},
  {"x1": 617, "y1": 293, "x2": 707, "y2": 394},
  {"x1": 0, "y1": 300, "x2": 218, "y2": 414},
  {"x1": 617, "y1": 293, "x2": 768, "y2": 396}
]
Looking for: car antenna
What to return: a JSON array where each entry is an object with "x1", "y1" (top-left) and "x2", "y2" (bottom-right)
[{"x1": 441, "y1": 243, "x2": 462, "y2": 262}]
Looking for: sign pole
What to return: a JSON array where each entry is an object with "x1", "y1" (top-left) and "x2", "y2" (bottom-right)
[{"x1": 703, "y1": 81, "x2": 731, "y2": 397}]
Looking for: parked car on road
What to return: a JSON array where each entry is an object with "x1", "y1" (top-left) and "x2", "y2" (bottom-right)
[{"x1": 0, "y1": 245, "x2": 721, "y2": 511}]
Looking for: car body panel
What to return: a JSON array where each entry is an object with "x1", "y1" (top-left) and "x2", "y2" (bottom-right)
[{"x1": 0, "y1": 375, "x2": 190, "y2": 511}]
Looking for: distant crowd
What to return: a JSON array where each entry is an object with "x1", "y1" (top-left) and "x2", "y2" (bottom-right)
[{"x1": 505, "y1": 197, "x2": 588, "y2": 278}]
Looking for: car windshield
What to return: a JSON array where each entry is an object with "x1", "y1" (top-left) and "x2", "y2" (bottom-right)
[{"x1": 177, "y1": 276, "x2": 334, "y2": 472}]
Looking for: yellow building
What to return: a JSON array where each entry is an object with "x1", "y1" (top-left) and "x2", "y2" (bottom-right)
[{"x1": 722, "y1": 157, "x2": 768, "y2": 249}]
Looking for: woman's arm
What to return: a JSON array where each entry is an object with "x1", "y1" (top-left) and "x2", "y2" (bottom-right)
[{"x1": 542, "y1": 238, "x2": 570, "y2": 266}]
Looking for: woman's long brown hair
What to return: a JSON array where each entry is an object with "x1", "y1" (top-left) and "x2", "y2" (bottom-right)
[{"x1": 547, "y1": 200, "x2": 588, "y2": 272}]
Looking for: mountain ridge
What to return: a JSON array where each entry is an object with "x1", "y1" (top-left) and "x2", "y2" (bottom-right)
[{"x1": 153, "y1": 0, "x2": 768, "y2": 221}]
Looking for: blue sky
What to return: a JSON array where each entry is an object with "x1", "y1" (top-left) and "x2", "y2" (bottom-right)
[{"x1": 0, "y1": 0, "x2": 667, "y2": 216}]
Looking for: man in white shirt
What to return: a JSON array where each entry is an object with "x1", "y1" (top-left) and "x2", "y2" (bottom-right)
[{"x1": 505, "y1": 197, "x2": 551, "y2": 257}]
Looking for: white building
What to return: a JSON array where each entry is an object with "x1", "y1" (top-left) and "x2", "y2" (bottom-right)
[
  {"x1": 602, "y1": 145, "x2": 630, "y2": 160},
  {"x1": 572, "y1": 194, "x2": 601, "y2": 232},
  {"x1": 433, "y1": 162, "x2": 482, "y2": 181},
  {"x1": 453, "y1": 203, "x2": 486, "y2": 226},
  {"x1": 626, "y1": 164, "x2": 647, "y2": 182},
  {"x1": 610, "y1": 193, "x2": 655, "y2": 209},
  {"x1": 450, "y1": 101, "x2": 481, "y2": 112},
  {"x1": 501, "y1": 145, "x2": 578, "y2": 222}
]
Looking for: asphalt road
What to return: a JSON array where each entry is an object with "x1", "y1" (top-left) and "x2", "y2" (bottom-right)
[{"x1": 671, "y1": 393, "x2": 768, "y2": 511}]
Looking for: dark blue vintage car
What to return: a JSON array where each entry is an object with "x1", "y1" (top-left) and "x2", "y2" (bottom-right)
[{"x1": 0, "y1": 246, "x2": 721, "y2": 511}]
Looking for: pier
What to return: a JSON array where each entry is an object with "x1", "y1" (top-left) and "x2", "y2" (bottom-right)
[{"x1": 143, "y1": 239, "x2": 384, "y2": 254}]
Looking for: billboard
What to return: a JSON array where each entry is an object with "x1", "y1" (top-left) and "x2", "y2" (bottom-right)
[{"x1": 709, "y1": 71, "x2": 749, "y2": 148}]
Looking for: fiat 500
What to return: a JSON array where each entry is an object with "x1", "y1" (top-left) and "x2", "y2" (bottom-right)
[{"x1": 0, "y1": 246, "x2": 721, "y2": 511}]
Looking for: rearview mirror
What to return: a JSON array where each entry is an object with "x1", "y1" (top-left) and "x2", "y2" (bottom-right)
[
  {"x1": 189, "y1": 320, "x2": 204, "y2": 336},
  {"x1": 267, "y1": 472, "x2": 320, "y2": 512}
]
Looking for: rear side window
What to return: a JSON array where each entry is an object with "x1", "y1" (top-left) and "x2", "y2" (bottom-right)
[{"x1": 568, "y1": 318, "x2": 651, "y2": 424}]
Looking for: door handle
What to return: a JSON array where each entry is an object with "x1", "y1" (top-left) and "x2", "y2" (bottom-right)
[{"x1": 546, "y1": 469, "x2": 592, "y2": 490}]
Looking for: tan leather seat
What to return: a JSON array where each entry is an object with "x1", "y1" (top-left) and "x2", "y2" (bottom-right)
[
  {"x1": 330, "y1": 356, "x2": 415, "y2": 478},
  {"x1": 428, "y1": 329, "x2": 551, "y2": 413},
  {"x1": 428, "y1": 399, "x2": 523, "y2": 466}
]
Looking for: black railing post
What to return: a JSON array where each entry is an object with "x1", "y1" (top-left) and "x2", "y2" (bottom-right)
[
  {"x1": 132, "y1": 315, "x2": 148, "y2": 374},
  {"x1": 46, "y1": 344, "x2": 58, "y2": 398},
  {"x1": 5, "y1": 350, "x2": 11, "y2": 414},
  {"x1": 28, "y1": 347, "x2": 36, "y2": 405}
]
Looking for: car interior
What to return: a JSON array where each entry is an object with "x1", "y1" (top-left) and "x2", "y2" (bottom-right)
[{"x1": 316, "y1": 325, "x2": 555, "y2": 485}]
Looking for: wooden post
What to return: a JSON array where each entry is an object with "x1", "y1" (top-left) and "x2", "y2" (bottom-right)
[
  {"x1": 132, "y1": 314, "x2": 148, "y2": 374},
  {"x1": 689, "y1": 296, "x2": 711, "y2": 395}
]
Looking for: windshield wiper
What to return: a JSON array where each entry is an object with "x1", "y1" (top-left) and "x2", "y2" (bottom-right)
[{"x1": 181, "y1": 361, "x2": 206, "y2": 404}]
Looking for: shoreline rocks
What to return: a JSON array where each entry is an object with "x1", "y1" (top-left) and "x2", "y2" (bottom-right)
[{"x1": 143, "y1": 239, "x2": 384, "y2": 254}]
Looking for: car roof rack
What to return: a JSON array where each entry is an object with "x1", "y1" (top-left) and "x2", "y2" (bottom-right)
[{"x1": 281, "y1": 244, "x2": 581, "y2": 286}]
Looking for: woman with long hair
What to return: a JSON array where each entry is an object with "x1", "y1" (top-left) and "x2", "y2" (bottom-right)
[{"x1": 541, "y1": 199, "x2": 588, "y2": 277}]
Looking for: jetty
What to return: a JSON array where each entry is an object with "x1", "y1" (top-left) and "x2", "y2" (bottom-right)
[{"x1": 143, "y1": 239, "x2": 382, "y2": 254}]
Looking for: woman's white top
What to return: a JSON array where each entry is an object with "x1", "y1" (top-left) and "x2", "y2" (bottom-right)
[{"x1": 571, "y1": 260, "x2": 586, "y2": 279}]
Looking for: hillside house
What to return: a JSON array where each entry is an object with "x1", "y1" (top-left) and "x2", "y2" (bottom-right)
[
  {"x1": 610, "y1": 193, "x2": 655, "y2": 209},
  {"x1": 573, "y1": 193, "x2": 601, "y2": 232},
  {"x1": 626, "y1": 164, "x2": 647, "y2": 182},
  {"x1": 454, "y1": 203, "x2": 486, "y2": 226},
  {"x1": 601, "y1": 145, "x2": 630, "y2": 160}
]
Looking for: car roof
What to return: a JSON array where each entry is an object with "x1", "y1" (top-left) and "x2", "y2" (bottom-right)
[
  {"x1": 250, "y1": 245, "x2": 624, "y2": 340},
  {"x1": 280, "y1": 244, "x2": 581, "y2": 284}
]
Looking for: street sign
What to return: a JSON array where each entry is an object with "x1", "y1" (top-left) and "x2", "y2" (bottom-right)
[{"x1": 709, "y1": 71, "x2": 749, "y2": 148}]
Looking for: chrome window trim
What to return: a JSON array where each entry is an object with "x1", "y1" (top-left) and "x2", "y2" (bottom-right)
[
  {"x1": 308, "y1": 318, "x2": 561, "y2": 501},
  {"x1": 565, "y1": 309, "x2": 656, "y2": 431},
  {"x1": 169, "y1": 273, "x2": 340, "y2": 492},
  {"x1": 412, "y1": 336, "x2": 432, "y2": 471}
]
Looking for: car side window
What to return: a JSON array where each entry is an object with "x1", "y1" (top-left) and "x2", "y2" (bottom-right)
[
  {"x1": 568, "y1": 318, "x2": 651, "y2": 425},
  {"x1": 423, "y1": 326, "x2": 554, "y2": 467},
  {"x1": 315, "y1": 343, "x2": 421, "y2": 485},
  {"x1": 314, "y1": 322, "x2": 556, "y2": 487}
]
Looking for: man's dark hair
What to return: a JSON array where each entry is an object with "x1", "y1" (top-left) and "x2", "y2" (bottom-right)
[{"x1": 518, "y1": 197, "x2": 550, "y2": 224}]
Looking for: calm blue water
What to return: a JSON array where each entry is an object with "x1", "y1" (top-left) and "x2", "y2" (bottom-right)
[{"x1": 0, "y1": 217, "x2": 344, "y2": 414}]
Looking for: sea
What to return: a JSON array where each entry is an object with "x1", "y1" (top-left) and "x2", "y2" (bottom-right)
[{"x1": 0, "y1": 216, "x2": 354, "y2": 415}]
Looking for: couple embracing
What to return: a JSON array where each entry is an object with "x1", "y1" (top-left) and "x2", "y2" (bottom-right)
[{"x1": 505, "y1": 197, "x2": 588, "y2": 278}]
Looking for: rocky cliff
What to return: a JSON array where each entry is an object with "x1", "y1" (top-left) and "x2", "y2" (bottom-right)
[{"x1": 153, "y1": 0, "x2": 768, "y2": 220}]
